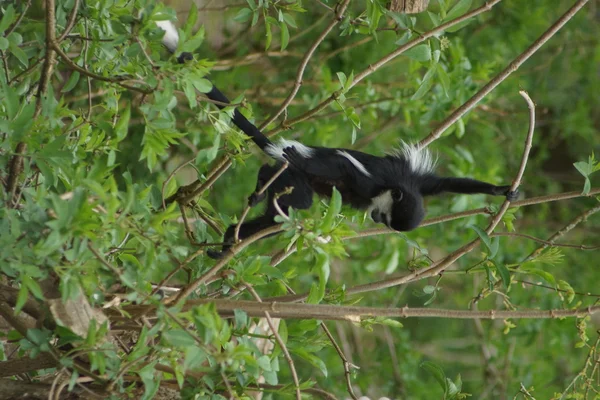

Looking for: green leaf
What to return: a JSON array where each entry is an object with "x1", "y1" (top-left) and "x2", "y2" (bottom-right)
[
  {"x1": 403, "y1": 44, "x2": 431, "y2": 62},
  {"x1": 190, "y1": 76, "x2": 212, "y2": 93},
  {"x1": 181, "y1": 26, "x2": 204, "y2": 53},
  {"x1": 0, "y1": 37, "x2": 8, "y2": 50},
  {"x1": 23, "y1": 275, "x2": 44, "y2": 300},
  {"x1": 14, "y1": 285, "x2": 28, "y2": 314},
  {"x1": 436, "y1": 64, "x2": 450, "y2": 97},
  {"x1": 519, "y1": 267, "x2": 556, "y2": 286},
  {"x1": 162, "y1": 329, "x2": 197, "y2": 347},
  {"x1": 470, "y1": 225, "x2": 492, "y2": 252},
  {"x1": 295, "y1": 349, "x2": 328, "y2": 377},
  {"x1": 573, "y1": 161, "x2": 591, "y2": 177},
  {"x1": 9, "y1": 41, "x2": 28, "y2": 67},
  {"x1": 0, "y1": 5, "x2": 16, "y2": 33},
  {"x1": 445, "y1": 0, "x2": 472, "y2": 21},
  {"x1": 114, "y1": 101, "x2": 131, "y2": 142},
  {"x1": 336, "y1": 71, "x2": 348, "y2": 89},
  {"x1": 428, "y1": 11, "x2": 441, "y2": 27},
  {"x1": 379, "y1": 318, "x2": 403, "y2": 328},
  {"x1": 492, "y1": 260, "x2": 511, "y2": 289},
  {"x1": 387, "y1": 11, "x2": 413, "y2": 30},
  {"x1": 320, "y1": 187, "x2": 342, "y2": 231},
  {"x1": 61, "y1": 71, "x2": 80, "y2": 93},
  {"x1": 280, "y1": 22, "x2": 289, "y2": 51},
  {"x1": 423, "y1": 285, "x2": 436, "y2": 294},
  {"x1": 421, "y1": 361, "x2": 448, "y2": 393},
  {"x1": 1, "y1": 74, "x2": 19, "y2": 119},
  {"x1": 282, "y1": 13, "x2": 297, "y2": 28},
  {"x1": 184, "y1": 3, "x2": 198, "y2": 38},
  {"x1": 234, "y1": 8, "x2": 253, "y2": 23},
  {"x1": 411, "y1": 65, "x2": 436, "y2": 100},
  {"x1": 582, "y1": 177, "x2": 591, "y2": 195},
  {"x1": 265, "y1": 15, "x2": 273, "y2": 50}
]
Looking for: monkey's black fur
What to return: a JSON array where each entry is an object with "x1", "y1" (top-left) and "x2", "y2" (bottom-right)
[
  {"x1": 158, "y1": 21, "x2": 518, "y2": 260},
  {"x1": 201, "y1": 84, "x2": 517, "y2": 259}
]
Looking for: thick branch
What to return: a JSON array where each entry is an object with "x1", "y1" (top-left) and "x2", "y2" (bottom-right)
[{"x1": 124, "y1": 299, "x2": 600, "y2": 321}]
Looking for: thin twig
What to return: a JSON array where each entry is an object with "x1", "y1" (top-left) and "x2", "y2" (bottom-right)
[
  {"x1": 491, "y1": 232, "x2": 599, "y2": 250},
  {"x1": 245, "y1": 284, "x2": 301, "y2": 400},
  {"x1": 56, "y1": 0, "x2": 80, "y2": 42},
  {"x1": 524, "y1": 203, "x2": 600, "y2": 262},
  {"x1": 516, "y1": 279, "x2": 600, "y2": 298},
  {"x1": 5, "y1": 0, "x2": 32, "y2": 37},
  {"x1": 321, "y1": 322, "x2": 359, "y2": 399}
]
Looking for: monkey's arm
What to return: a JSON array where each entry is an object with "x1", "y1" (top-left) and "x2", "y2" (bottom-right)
[{"x1": 421, "y1": 176, "x2": 518, "y2": 201}]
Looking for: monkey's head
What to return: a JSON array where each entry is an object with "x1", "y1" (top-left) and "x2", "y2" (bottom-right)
[{"x1": 370, "y1": 187, "x2": 424, "y2": 232}]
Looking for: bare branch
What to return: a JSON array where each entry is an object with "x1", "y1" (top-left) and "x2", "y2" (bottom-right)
[
  {"x1": 245, "y1": 284, "x2": 301, "y2": 400},
  {"x1": 125, "y1": 299, "x2": 600, "y2": 321}
]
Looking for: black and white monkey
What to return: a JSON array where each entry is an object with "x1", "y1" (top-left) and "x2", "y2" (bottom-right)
[{"x1": 157, "y1": 20, "x2": 519, "y2": 259}]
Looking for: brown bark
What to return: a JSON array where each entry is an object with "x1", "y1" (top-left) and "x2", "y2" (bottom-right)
[
  {"x1": 389, "y1": 0, "x2": 430, "y2": 14},
  {"x1": 0, "y1": 353, "x2": 58, "y2": 378}
]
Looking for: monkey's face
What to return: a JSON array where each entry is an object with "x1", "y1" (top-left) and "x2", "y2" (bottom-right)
[{"x1": 369, "y1": 188, "x2": 424, "y2": 231}]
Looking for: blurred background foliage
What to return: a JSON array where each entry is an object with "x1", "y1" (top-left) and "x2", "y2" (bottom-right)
[{"x1": 1, "y1": 0, "x2": 599, "y2": 399}]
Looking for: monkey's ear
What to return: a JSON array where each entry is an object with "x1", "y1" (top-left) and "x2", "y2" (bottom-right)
[{"x1": 177, "y1": 52, "x2": 193, "y2": 64}]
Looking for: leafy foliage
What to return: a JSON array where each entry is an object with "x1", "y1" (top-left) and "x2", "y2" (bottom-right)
[{"x1": 0, "y1": 0, "x2": 599, "y2": 399}]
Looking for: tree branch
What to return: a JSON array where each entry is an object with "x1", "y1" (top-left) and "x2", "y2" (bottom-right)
[{"x1": 124, "y1": 299, "x2": 600, "y2": 322}]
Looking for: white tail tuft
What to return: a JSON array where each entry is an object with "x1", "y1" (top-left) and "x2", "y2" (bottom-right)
[
  {"x1": 156, "y1": 20, "x2": 179, "y2": 53},
  {"x1": 265, "y1": 139, "x2": 314, "y2": 161},
  {"x1": 394, "y1": 141, "x2": 437, "y2": 174}
]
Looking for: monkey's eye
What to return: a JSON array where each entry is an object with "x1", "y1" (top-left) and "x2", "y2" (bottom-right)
[{"x1": 392, "y1": 189, "x2": 403, "y2": 202}]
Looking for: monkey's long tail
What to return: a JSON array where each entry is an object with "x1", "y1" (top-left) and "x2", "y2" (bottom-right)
[
  {"x1": 203, "y1": 85, "x2": 272, "y2": 151},
  {"x1": 156, "y1": 20, "x2": 273, "y2": 152}
]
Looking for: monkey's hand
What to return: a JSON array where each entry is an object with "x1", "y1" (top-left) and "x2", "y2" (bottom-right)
[
  {"x1": 497, "y1": 185, "x2": 519, "y2": 202},
  {"x1": 282, "y1": 146, "x2": 307, "y2": 170}
]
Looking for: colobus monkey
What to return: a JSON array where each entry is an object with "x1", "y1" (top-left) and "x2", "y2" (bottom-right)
[{"x1": 157, "y1": 20, "x2": 518, "y2": 259}]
